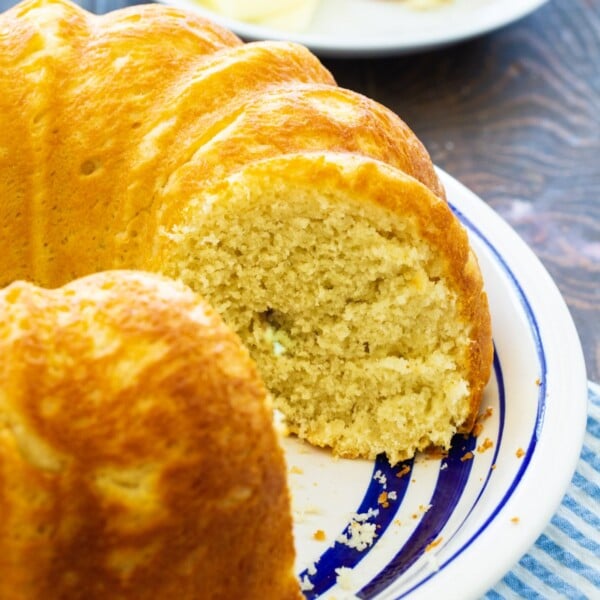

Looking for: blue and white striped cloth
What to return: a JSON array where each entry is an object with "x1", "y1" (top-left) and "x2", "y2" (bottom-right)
[{"x1": 485, "y1": 382, "x2": 600, "y2": 599}]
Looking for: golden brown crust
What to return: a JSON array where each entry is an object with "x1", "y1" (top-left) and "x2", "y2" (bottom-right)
[
  {"x1": 0, "y1": 0, "x2": 243, "y2": 287},
  {"x1": 0, "y1": 271, "x2": 302, "y2": 600},
  {"x1": 156, "y1": 83, "x2": 444, "y2": 233},
  {"x1": 456, "y1": 249, "x2": 494, "y2": 432}
]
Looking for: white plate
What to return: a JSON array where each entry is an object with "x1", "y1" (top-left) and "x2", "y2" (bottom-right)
[
  {"x1": 159, "y1": 0, "x2": 549, "y2": 57},
  {"x1": 285, "y1": 168, "x2": 587, "y2": 599}
]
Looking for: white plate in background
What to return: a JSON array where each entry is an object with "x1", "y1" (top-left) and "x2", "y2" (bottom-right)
[
  {"x1": 284, "y1": 168, "x2": 587, "y2": 599},
  {"x1": 160, "y1": 0, "x2": 549, "y2": 57}
]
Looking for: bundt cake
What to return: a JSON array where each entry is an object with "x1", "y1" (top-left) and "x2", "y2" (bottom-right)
[
  {"x1": 0, "y1": 271, "x2": 302, "y2": 599},
  {"x1": 0, "y1": 0, "x2": 492, "y2": 465}
]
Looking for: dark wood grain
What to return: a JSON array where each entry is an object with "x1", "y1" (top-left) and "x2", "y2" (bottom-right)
[
  {"x1": 1, "y1": 0, "x2": 597, "y2": 380},
  {"x1": 323, "y1": 0, "x2": 600, "y2": 382}
]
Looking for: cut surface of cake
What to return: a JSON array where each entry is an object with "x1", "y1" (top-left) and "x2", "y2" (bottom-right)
[{"x1": 160, "y1": 153, "x2": 492, "y2": 464}]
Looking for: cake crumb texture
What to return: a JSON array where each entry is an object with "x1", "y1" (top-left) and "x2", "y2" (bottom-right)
[{"x1": 164, "y1": 154, "x2": 492, "y2": 464}]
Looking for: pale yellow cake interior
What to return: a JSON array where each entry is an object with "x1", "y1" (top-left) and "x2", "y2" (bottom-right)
[{"x1": 163, "y1": 165, "x2": 473, "y2": 465}]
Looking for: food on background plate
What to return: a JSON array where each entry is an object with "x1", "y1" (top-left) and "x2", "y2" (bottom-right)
[
  {"x1": 398, "y1": 0, "x2": 453, "y2": 10},
  {"x1": 0, "y1": 0, "x2": 492, "y2": 479},
  {"x1": 193, "y1": 0, "x2": 455, "y2": 33},
  {"x1": 194, "y1": 0, "x2": 320, "y2": 31},
  {"x1": 0, "y1": 271, "x2": 301, "y2": 599}
]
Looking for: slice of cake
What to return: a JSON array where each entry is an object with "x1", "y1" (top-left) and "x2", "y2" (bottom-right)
[{"x1": 160, "y1": 152, "x2": 493, "y2": 465}]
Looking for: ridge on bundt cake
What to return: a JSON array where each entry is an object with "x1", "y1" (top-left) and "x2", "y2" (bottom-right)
[
  {"x1": 0, "y1": 0, "x2": 492, "y2": 466},
  {"x1": 0, "y1": 271, "x2": 302, "y2": 600}
]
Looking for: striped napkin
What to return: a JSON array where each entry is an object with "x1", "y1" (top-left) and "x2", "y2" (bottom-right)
[{"x1": 485, "y1": 382, "x2": 600, "y2": 599}]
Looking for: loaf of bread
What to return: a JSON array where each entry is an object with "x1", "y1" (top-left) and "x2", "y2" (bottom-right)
[
  {"x1": 0, "y1": 0, "x2": 492, "y2": 463},
  {"x1": 0, "y1": 271, "x2": 302, "y2": 599}
]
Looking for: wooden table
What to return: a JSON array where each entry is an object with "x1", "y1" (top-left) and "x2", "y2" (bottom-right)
[
  {"x1": 322, "y1": 0, "x2": 600, "y2": 383},
  {"x1": 1, "y1": 0, "x2": 597, "y2": 381}
]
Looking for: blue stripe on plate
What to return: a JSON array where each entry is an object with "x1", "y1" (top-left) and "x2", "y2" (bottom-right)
[
  {"x1": 300, "y1": 455, "x2": 413, "y2": 597},
  {"x1": 358, "y1": 426, "x2": 478, "y2": 598}
]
